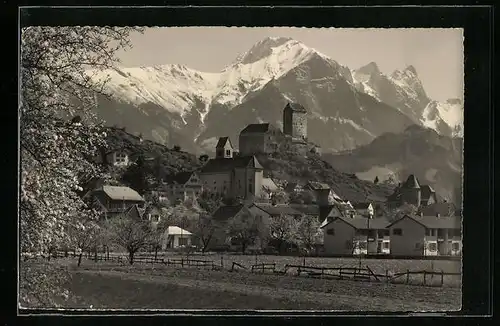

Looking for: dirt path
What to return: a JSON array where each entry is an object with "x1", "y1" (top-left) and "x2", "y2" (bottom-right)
[{"x1": 74, "y1": 270, "x2": 456, "y2": 311}]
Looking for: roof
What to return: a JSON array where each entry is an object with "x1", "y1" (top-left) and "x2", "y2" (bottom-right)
[
  {"x1": 402, "y1": 174, "x2": 420, "y2": 189},
  {"x1": 254, "y1": 203, "x2": 302, "y2": 216},
  {"x1": 102, "y1": 185, "x2": 144, "y2": 201},
  {"x1": 163, "y1": 171, "x2": 196, "y2": 185},
  {"x1": 352, "y1": 202, "x2": 372, "y2": 210},
  {"x1": 419, "y1": 202, "x2": 456, "y2": 217},
  {"x1": 388, "y1": 214, "x2": 461, "y2": 229},
  {"x1": 123, "y1": 204, "x2": 144, "y2": 220},
  {"x1": 216, "y1": 137, "x2": 233, "y2": 149},
  {"x1": 261, "y1": 178, "x2": 279, "y2": 191},
  {"x1": 212, "y1": 204, "x2": 245, "y2": 221},
  {"x1": 167, "y1": 226, "x2": 192, "y2": 236},
  {"x1": 240, "y1": 123, "x2": 272, "y2": 134},
  {"x1": 306, "y1": 181, "x2": 330, "y2": 191},
  {"x1": 200, "y1": 156, "x2": 263, "y2": 174},
  {"x1": 319, "y1": 205, "x2": 345, "y2": 220},
  {"x1": 321, "y1": 216, "x2": 389, "y2": 230},
  {"x1": 420, "y1": 185, "x2": 435, "y2": 198},
  {"x1": 289, "y1": 204, "x2": 320, "y2": 216},
  {"x1": 284, "y1": 102, "x2": 307, "y2": 113}
]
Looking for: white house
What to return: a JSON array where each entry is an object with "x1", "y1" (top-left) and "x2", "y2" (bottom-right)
[
  {"x1": 162, "y1": 226, "x2": 193, "y2": 249},
  {"x1": 352, "y1": 202, "x2": 375, "y2": 218},
  {"x1": 387, "y1": 214, "x2": 461, "y2": 257},
  {"x1": 321, "y1": 209, "x2": 390, "y2": 256}
]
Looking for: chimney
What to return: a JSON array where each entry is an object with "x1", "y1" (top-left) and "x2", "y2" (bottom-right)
[
  {"x1": 420, "y1": 212, "x2": 424, "y2": 217},
  {"x1": 436, "y1": 213, "x2": 441, "y2": 218}
]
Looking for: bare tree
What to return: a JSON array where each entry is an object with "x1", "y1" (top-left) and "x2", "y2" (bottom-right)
[{"x1": 296, "y1": 215, "x2": 322, "y2": 255}]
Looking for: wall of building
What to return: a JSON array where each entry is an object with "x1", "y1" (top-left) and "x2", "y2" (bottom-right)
[
  {"x1": 248, "y1": 205, "x2": 271, "y2": 249},
  {"x1": 239, "y1": 134, "x2": 266, "y2": 156},
  {"x1": 199, "y1": 172, "x2": 232, "y2": 197},
  {"x1": 401, "y1": 188, "x2": 422, "y2": 207},
  {"x1": 389, "y1": 217, "x2": 426, "y2": 256},
  {"x1": 291, "y1": 112, "x2": 308, "y2": 139},
  {"x1": 323, "y1": 219, "x2": 357, "y2": 255},
  {"x1": 107, "y1": 151, "x2": 129, "y2": 167}
]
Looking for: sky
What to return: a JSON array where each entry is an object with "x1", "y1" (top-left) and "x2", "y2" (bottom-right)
[{"x1": 116, "y1": 27, "x2": 464, "y2": 102}]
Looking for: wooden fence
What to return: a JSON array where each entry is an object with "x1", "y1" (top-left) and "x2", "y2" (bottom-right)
[{"x1": 38, "y1": 251, "x2": 460, "y2": 287}]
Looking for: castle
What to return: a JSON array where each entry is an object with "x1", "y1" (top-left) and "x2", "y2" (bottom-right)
[{"x1": 199, "y1": 102, "x2": 317, "y2": 200}]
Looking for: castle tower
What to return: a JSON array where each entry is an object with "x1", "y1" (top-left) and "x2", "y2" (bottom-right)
[
  {"x1": 401, "y1": 174, "x2": 421, "y2": 207},
  {"x1": 283, "y1": 102, "x2": 308, "y2": 140},
  {"x1": 215, "y1": 137, "x2": 233, "y2": 159}
]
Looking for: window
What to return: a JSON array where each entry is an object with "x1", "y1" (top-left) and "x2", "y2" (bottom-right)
[
  {"x1": 452, "y1": 242, "x2": 460, "y2": 251},
  {"x1": 226, "y1": 149, "x2": 231, "y2": 156},
  {"x1": 426, "y1": 229, "x2": 435, "y2": 236},
  {"x1": 393, "y1": 228, "x2": 403, "y2": 236},
  {"x1": 178, "y1": 238, "x2": 188, "y2": 246},
  {"x1": 428, "y1": 242, "x2": 437, "y2": 251},
  {"x1": 326, "y1": 228, "x2": 335, "y2": 235},
  {"x1": 383, "y1": 242, "x2": 390, "y2": 249}
]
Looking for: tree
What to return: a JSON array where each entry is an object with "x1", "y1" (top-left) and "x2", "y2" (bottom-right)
[
  {"x1": 226, "y1": 208, "x2": 260, "y2": 254},
  {"x1": 374, "y1": 176, "x2": 379, "y2": 184},
  {"x1": 296, "y1": 215, "x2": 322, "y2": 255},
  {"x1": 122, "y1": 154, "x2": 149, "y2": 195},
  {"x1": 289, "y1": 190, "x2": 315, "y2": 205},
  {"x1": 390, "y1": 203, "x2": 418, "y2": 222},
  {"x1": 173, "y1": 145, "x2": 181, "y2": 152},
  {"x1": 199, "y1": 154, "x2": 209, "y2": 163},
  {"x1": 270, "y1": 189, "x2": 290, "y2": 205},
  {"x1": 269, "y1": 213, "x2": 299, "y2": 253},
  {"x1": 107, "y1": 215, "x2": 154, "y2": 265},
  {"x1": 20, "y1": 26, "x2": 141, "y2": 307},
  {"x1": 68, "y1": 219, "x2": 101, "y2": 267}
]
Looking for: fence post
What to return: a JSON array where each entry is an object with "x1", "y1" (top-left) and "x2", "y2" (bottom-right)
[
  {"x1": 339, "y1": 267, "x2": 343, "y2": 280},
  {"x1": 441, "y1": 269, "x2": 444, "y2": 287},
  {"x1": 424, "y1": 271, "x2": 427, "y2": 286},
  {"x1": 221, "y1": 256, "x2": 224, "y2": 268},
  {"x1": 386, "y1": 269, "x2": 389, "y2": 284},
  {"x1": 297, "y1": 266, "x2": 301, "y2": 276},
  {"x1": 406, "y1": 269, "x2": 410, "y2": 284},
  {"x1": 181, "y1": 258, "x2": 184, "y2": 267}
]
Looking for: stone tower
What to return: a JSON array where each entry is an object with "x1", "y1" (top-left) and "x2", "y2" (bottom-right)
[
  {"x1": 283, "y1": 102, "x2": 307, "y2": 140},
  {"x1": 401, "y1": 174, "x2": 422, "y2": 207}
]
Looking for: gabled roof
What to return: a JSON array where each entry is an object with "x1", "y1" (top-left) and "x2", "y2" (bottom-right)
[
  {"x1": 254, "y1": 203, "x2": 302, "y2": 216},
  {"x1": 402, "y1": 174, "x2": 420, "y2": 189},
  {"x1": 319, "y1": 204, "x2": 345, "y2": 220},
  {"x1": 352, "y1": 202, "x2": 372, "y2": 210},
  {"x1": 216, "y1": 137, "x2": 233, "y2": 149},
  {"x1": 321, "y1": 216, "x2": 389, "y2": 230},
  {"x1": 388, "y1": 214, "x2": 460, "y2": 229},
  {"x1": 261, "y1": 178, "x2": 279, "y2": 191},
  {"x1": 284, "y1": 102, "x2": 307, "y2": 113},
  {"x1": 167, "y1": 226, "x2": 192, "y2": 236},
  {"x1": 124, "y1": 204, "x2": 144, "y2": 220},
  {"x1": 420, "y1": 185, "x2": 435, "y2": 198},
  {"x1": 212, "y1": 204, "x2": 245, "y2": 221},
  {"x1": 419, "y1": 202, "x2": 456, "y2": 217},
  {"x1": 289, "y1": 204, "x2": 320, "y2": 216},
  {"x1": 163, "y1": 171, "x2": 196, "y2": 185},
  {"x1": 240, "y1": 123, "x2": 272, "y2": 134},
  {"x1": 102, "y1": 185, "x2": 144, "y2": 201},
  {"x1": 199, "y1": 156, "x2": 263, "y2": 174},
  {"x1": 306, "y1": 181, "x2": 330, "y2": 191}
]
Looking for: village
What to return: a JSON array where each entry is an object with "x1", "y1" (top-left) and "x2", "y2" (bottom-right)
[{"x1": 84, "y1": 102, "x2": 462, "y2": 259}]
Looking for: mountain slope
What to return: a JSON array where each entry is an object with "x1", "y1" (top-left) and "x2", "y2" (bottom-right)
[
  {"x1": 322, "y1": 124, "x2": 463, "y2": 203},
  {"x1": 352, "y1": 62, "x2": 463, "y2": 137}
]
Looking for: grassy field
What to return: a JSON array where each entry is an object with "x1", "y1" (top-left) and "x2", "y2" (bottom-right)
[{"x1": 56, "y1": 258, "x2": 461, "y2": 311}]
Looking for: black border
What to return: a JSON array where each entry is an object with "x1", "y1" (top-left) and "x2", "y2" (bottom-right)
[{"x1": 2, "y1": 3, "x2": 494, "y2": 325}]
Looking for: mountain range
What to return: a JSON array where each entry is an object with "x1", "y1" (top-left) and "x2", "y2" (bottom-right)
[
  {"x1": 90, "y1": 36, "x2": 463, "y2": 154},
  {"x1": 323, "y1": 124, "x2": 463, "y2": 204}
]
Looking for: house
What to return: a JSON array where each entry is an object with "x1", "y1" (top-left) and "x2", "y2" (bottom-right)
[
  {"x1": 238, "y1": 123, "x2": 284, "y2": 156},
  {"x1": 199, "y1": 139, "x2": 264, "y2": 200},
  {"x1": 387, "y1": 214, "x2": 461, "y2": 257},
  {"x1": 321, "y1": 214, "x2": 390, "y2": 256},
  {"x1": 305, "y1": 181, "x2": 331, "y2": 206},
  {"x1": 159, "y1": 171, "x2": 203, "y2": 204},
  {"x1": 162, "y1": 226, "x2": 193, "y2": 249},
  {"x1": 96, "y1": 147, "x2": 132, "y2": 167},
  {"x1": 352, "y1": 202, "x2": 375, "y2": 218},
  {"x1": 89, "y1": 185, "x2": 145, "y2": 218},
  {"x1": 283, "y1": 102, "x2": 308, "y2": 141},
  {"x1": 209, "y1": 204, "x2": 271, "y2": 251}
]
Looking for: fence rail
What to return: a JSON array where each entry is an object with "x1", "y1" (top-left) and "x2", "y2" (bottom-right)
[{"x1": 32, "y1": 251, "x2": 460, "y2": 288}]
